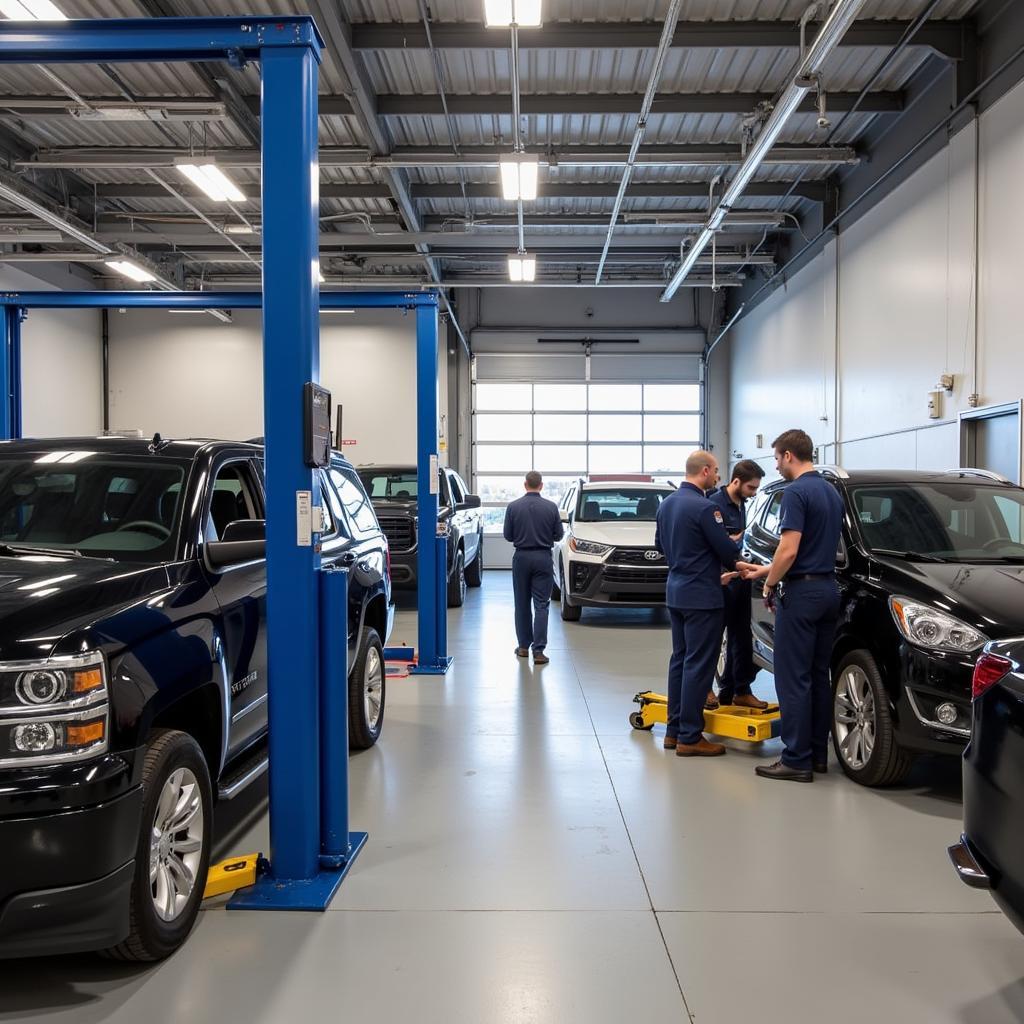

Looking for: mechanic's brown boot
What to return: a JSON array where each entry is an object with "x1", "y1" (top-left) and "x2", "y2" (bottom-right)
[
  {"x1": 676, "y1": 737, "x2": 726, "y2": 757},
  {"x1": 704, "y1": 693, "x2": 720, "y2": 710},
  {"x1": 514, "y1": 647, "x2": 529, "y2": 658},
  {"x1": 732, "y1": 693, "x2": 769, "y2": 711},
  {"x1": 663, "y1": 734, "x2": 678, "y2": 750}
]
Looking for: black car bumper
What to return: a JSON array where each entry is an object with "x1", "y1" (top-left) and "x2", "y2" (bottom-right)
[
  {"x1": 0, "y1": 756, "x2": 143, "y2": 958},
  {"x1": 389, "y1": 550, "x2": 418, "y2": 587},
  {"x1": 892, "y1": 646, "x2": 973, "y2": 756},
  {"x1": 567, "y1": 559, "x2": 667, "y2": 607}
]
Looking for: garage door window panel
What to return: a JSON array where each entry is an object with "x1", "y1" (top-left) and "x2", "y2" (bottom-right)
[
  {"x1": 644, "y1": 384, "x2": 701, "y2": 411},
  {"x1": 588, "y1": 384, "x2": 642, "y2": 411},
  {"x1": 645, "y1": 446, "x2": 698, "y2": 475},
  {"x1": 477, "y1": 444, "x2": 533, "y2": 472},
  {"x1": 588, "y1": 446, "x2": 643, "y2": 475},
  {"x1": 533, "y1": 445, "x2": 587, "y2": 473},
  {"x1": 475, "y1": 414, "x2": 533, "y2": 442},
  {"x1": 589, "y1": 415, "x2": 642, "y2": 443},
  {"x1": 644, "y1": 415, "x2": 700, "y2": 443},
  {"x1": 534, "y1": 414, "x2": 586, "y2": 442},
  {"x1": 476, "y1": 382, "x2": 532, "y2": 411},
  {"x1": 535, "y1": 384, "x2": 587, "y2": 410}
]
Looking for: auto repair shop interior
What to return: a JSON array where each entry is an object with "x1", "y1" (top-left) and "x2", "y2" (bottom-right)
[{"x1": 1, "y1": 2, "x2": 1024, "y2": 1023}]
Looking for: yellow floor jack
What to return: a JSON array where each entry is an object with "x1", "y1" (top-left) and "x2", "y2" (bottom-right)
[{"x1": 630, "y1": 691, "x2": 782, "y2": 742}]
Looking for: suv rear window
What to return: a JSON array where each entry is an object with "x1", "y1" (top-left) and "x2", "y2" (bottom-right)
[
  {"x1": 850, "y1": 483, "x2": 1024, "y2": 562},
  {"x1": 359, "y1": 470, "x2": 417, "y2": 499}
]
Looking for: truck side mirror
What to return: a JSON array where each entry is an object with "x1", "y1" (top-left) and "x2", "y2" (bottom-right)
[{"x1": 458, "y1": 494, "x2": 482, "y2": 510}]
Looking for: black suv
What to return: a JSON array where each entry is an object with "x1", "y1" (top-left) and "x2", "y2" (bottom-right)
[
  {"x1": 0, "y1": 437, "x2": 392, "y2": 961},
  {"x1": 742, "y1": 468, "x2": 1024, "y2": 787},
  {"x1": 357, "y1": 465, "x2": 484, "y2": 607}
]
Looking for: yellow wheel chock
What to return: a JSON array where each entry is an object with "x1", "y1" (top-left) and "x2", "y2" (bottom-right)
[
  {"x1": 202, "y1": 853, "x2": 265, "y2": 900},
  {"x1": 630, "y1": 691, "x2": 782, "y2": 743}
]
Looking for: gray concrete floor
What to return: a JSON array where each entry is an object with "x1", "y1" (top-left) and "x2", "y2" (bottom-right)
[{"x1": 3, "y1": 571, "x2": 1023, "y2": 1023}]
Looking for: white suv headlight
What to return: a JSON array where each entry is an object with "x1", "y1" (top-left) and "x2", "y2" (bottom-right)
[
  {"x1": 569, "y1": 535, "x2": 612, "y2": 556},
  {"x1": 0, "y1": 652, "x2": 109, "y2": 768},
  {"x1": 889, "y1": 597, "x2": 987, "y2": 654}
]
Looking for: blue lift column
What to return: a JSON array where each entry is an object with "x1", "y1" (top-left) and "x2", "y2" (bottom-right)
[{"x1": 412, "y1": 301, "x2": 452, "y2": 674}]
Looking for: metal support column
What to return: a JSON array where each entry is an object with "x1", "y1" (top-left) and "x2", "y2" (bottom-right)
[
  {"x1": 10, "y1": 307, "x2": 21, "y2": 439},
  {"x1": 0, "y1": 306, "x2": 10, "y2": 440},
  {"x1": 411, "y1": 302, "x2": 452, "y2": 674}
]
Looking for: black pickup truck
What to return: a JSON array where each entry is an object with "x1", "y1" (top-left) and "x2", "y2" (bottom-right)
[
  {"x1": 357, "y1": 465, "x2": 484, "y2": 607},
  {"x1": 0, "y1": 437, "x2": 392, "y2": 962}
]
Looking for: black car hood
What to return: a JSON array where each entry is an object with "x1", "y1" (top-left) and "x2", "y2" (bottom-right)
[
  {"x1": 0, "y1": 554, "x2": 174, "y2": 660},
  {"x1": 369, "y1": 498, "x2": 418, "y2": 513},
  {"x1": 876, "y1": 557, "x2": 1024, "y2": 636}
]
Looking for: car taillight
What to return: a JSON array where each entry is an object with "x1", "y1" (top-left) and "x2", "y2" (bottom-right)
[{"x1": 972, "y1": 654, "x2": 1012, "y2": 699}]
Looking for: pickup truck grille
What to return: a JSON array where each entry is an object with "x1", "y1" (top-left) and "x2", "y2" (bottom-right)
[
  {"x1": 379, "y1": 516, "x2": 416, "y2": 553},
  {"x1": 610, "y1": 547, "x2": 664, "y2": 565}
]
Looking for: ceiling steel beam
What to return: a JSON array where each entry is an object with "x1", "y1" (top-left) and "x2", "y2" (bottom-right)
[
  {"x1": 92, "y1": 182, "x2": 395, "y2": 200},
  {"x1": 412, "y1": 181, "x2": 825, "y2": 200},
  {"x1": 350, "y1": 20, "x2": 965, "y2": 59},
  {"x1": 371, "y1": 90, "x2": 903, "y2": 116},
  {"x1": 0, "y1": 90, "x2": 902, "y2": 118},
  {"x1": 20, "y1": 143, "x2": 858, "y2": 170},
  {"x1": 420, "y1": 212, "x2": 788, "y2": 227},
  {"x1": 197, "y1": 274, "x2": 746, "y2": 289}
]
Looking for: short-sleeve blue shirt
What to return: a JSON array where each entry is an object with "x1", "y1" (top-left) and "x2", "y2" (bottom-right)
[{"x1": 779, "y1": 471, "x2": 844, "y2": 575}]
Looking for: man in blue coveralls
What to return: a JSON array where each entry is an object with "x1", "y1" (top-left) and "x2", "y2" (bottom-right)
[
  {"x1": 656, "y1": 450, "x2": 750, "y2": 757},
  {"x1": 503, "y1": 470, "x2": 564, "y2": 665},
  {"x1": 741, "y1": 430, "x2": 844, "y2": 782},
  {"x1": 707, "y1": 460, "x2": 768, "y2": 711}
]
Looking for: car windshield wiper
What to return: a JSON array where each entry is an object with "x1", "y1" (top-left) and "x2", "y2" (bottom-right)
[
  {"x1": 0, "y1": 543, "x2": 88, "y2": 559},
  {"x1": 871, "y1": 548, "x2": 946, "y2": 563}
]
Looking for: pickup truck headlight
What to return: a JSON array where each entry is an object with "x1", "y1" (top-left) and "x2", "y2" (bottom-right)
[
  {"x1": 569, "y1": 536, "x2": 612, "y2": 556},
  {"x1": 0, "y1": 652, "x2": 109, "y2": 767},
  {"x1": 889, "y1": 597, "x2": 987, "y2": 654}
]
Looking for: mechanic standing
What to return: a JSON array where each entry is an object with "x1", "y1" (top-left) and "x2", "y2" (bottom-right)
[
  {"x1": 656, "y1": 451, "x2": 745, "y2": 757},
  {"x1": 708, "y1": 460, "x2": 768, "y2": 711},
  {"x1": 503, "y1": 470, "x2": 564, "y2": 666},
  {"x1": 741, "y1": 429, "x2": 844, "y2": 783}
]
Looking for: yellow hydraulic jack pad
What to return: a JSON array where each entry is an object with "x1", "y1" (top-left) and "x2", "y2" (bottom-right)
[
  {"x1": 630, "y1": 691, "x2": 781, "y2": 742},
  {"x1": 203, "y1": 853, "x2": 264, "y2": 900}
]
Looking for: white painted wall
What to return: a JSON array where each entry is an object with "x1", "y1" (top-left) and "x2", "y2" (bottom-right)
[
  {"x1": 108, "y1": 307, "x2": 440, "y2": 468},
  {"x1": 722, "y1": 76, "x2": 1024, "y2": 481},
  {"x1": 0, "y1": 264, "x2": 102, "y2": 438}
]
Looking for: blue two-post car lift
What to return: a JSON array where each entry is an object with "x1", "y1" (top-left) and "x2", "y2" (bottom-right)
[{"x1": 0, "y1": 17, "x2": 452, "y2": 911}]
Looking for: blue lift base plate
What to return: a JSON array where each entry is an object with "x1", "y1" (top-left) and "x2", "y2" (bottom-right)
[
  {"x1": 227, "y1": 831, "x2": 368, "y2": 911},
  {"x1": 409, "y1": 656, "x2": 454, "y2": 675}
]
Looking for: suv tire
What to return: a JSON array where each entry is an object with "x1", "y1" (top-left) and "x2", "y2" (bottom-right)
[
  {"x1": 349, "y1": 626, "x2": 385, "y2": 750},
  {"x1": 832, "y1": 649, "x2": 913, "y2": 787},
  {"x1": 560, "y1": 566, "x2": 582, "y2": 622},
  {"x1": 465, "y1": 537, "x2": 484, "y2": 588},
  {"x1": 447, "y1": 551, "x2": 466, "y2": 607},
  {"x1": 104, "y1": 729, "x2": 212, "y2": 961}
]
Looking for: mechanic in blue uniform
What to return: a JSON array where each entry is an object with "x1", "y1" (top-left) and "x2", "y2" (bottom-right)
[
  {"x1": 503, "y1": 470, "x2": 564, "y2": 665},
  {"x1": 707, "y1": 460, "x2": 768, "y2": 711},
  {"x1": 742, "y1": 429, "x2": 844, "y2": 782},
  {"x1": 655, "y1": 450, "x2": 750, "y2": 757}
]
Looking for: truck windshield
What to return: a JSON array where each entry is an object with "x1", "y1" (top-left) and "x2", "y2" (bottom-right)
[
  {"x1": 577, "y1": 488, "x2": 670, "y2": 522},
  {"x1": 358, "y1": 470, "x2": 419, "y2": 500},
  {"x1": 850, "y1": 482, "x2": 1024, "y2": 562},
  {"x1": 0, "y1": 452, "x2": 187, "y2": 562}
]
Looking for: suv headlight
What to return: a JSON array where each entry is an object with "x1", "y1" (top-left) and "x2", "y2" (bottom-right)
[
  {"x1": 889, "y1": 597, "x2": 987, "y2": 654},
  {"x1": 0, "y1": 652, "x2": 109, "y2": 768},
  {"x1": 569, "y1": 535, "x2": 612, "y2": 556}
]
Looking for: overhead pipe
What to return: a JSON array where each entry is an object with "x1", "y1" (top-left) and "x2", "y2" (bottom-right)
[
  {"x1": 595, "y1": 0, "x2": 683, "y2": 285},
  {"x1": 660, "y1": 0, "x2": 869, "y2": 302}
]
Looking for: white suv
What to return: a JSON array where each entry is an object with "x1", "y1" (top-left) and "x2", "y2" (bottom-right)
[{"x1": 552, "y1": 478, "x2": 674, "y2": 621}]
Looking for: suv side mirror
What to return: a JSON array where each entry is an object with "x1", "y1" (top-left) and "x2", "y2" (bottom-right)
[
  {"x1": 207, "y1": 519, "x2": 266, "y2": 568},
  {"x1": 457, "y1": 494, "x2": 482, "y2": 510}
]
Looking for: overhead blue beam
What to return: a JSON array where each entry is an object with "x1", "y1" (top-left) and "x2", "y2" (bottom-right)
[
  {"x1": 0, "y1": 17, "x2": 323, "y2": 65},
  {"x1": 0, "y1": 291, "x2": 438, "y2": 310}
]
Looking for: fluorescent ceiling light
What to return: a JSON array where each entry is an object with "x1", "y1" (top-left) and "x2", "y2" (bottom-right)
[
  {"x1": 0, "y1": 229, "x2": 62, "y2": 242},
  {"x1": 224, "y1": 223, "x2": 259, "y2": 235},
  {"x1": 322, "y1": 308, "x2": 356, "y2": 314},
  {"x1": 174, "y1": 161, "x2": 246, "y2": 203},
  {"x1": 106, "y1": 259, "x2": 156, "y2": 283},
  {"x1": 0, "y1": 0, "x2": 67, "y2": 19},
  {"x1": 499, "y1": 153, "x2": 539, "y2": 201},
  {"x1": 484, "y1": 0, "x2": 542, "y2": 27},
  {"x1": 507, "y1": 254, "x2": 536, "y2": 283}
]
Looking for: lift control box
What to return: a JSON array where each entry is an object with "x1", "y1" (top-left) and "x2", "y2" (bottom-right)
[{"x1": 303, "y1": 381, "x2": 332, "y2": 467}]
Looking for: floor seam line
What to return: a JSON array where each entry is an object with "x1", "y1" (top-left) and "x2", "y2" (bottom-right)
[{"x1": 567, "y1": 650, "x2": 695, "y2": 1022}]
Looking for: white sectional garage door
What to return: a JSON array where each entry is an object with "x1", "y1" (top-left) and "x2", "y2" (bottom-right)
[{"x1": 473, "y1": 353, "x2": 703, "y2": 540}]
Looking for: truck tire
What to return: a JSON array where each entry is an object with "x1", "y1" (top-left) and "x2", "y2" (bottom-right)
[
  {"x1": 104, "y1": 729, "x2": 212, "y2": 961},
  {"x1": 465, "y1": 536, "x2": 484, "y2": 587},
  {"x1": 447, "y1": 551, "x2": 466, "y2": 607},
  {"x1": 832, "y1": 649, "x2": 913, "y2": 787},
  {"x1": 349, "y1": 627, "x2": 385, "y2": 750}
]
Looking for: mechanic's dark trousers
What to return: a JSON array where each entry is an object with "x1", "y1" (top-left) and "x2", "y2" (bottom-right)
[
  {"x1": 773, "y1": 577, "x2": 841, "y2": 769},
  {"x1": 666, "y1": 606, "x2": 725, "y2": 745},
  {"x1": 512, "y1": 548, "x2": 554, "y2": 653},
  {"x1": 718, "y1": 578, "x2": 757, "y2": 703}
]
